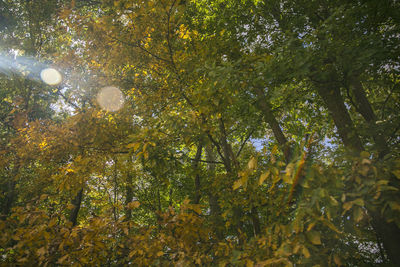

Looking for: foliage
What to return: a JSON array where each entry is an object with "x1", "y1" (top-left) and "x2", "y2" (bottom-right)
[{"x1": 0, "y1": 0, "x2": 399, "y2": 266}]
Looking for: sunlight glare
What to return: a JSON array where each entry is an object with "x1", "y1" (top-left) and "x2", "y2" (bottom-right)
[
  {"x1": 40, "y1": 68, "x2": 62, "y2": 85},
  {"x1": 97, "y1": 86, "x2": 125, "y2": 112}
]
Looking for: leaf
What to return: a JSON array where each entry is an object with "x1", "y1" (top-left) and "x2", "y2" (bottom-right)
[
  {"x1": 233, "y1": 179, "x2": 243, "y2": 190},
  {"x1": 157, "y1": 251, "x2": 164, "y2": 257},
  {"x1": 302, "y1": 247, "x2": 310, "y2": 258},
  {"x1": 126, "y1": 143, "x2": 136, "y2": 148},
  {"x1": 306, "y1": 231, "x2": 321, "y2": 245},
  {"x1": 389, "y1": 201, "x2": 400, "y2": 211},
  {"x1": 57, "y1": 255, "x2": 69, "y2": 264},
  {"x1": 342, "y1": 202, "x2": 353, "y2": 214},
  {"x1": 353, "y1": 207, "x2": 363, "y2": 223},
  {"x1": 248, "y1": 157, "x2": 257, "y2": 170},
  {"x1": 127, "y1": 201, "x2": 140, "y2": 209},
  {"x1": 246, "y1": 260, "x2": 254, "y2": 267},
  {"x1": 392, "y1": 170, "x2": 400, "y2": 180},
  {"x1": 333, "y1": 254, "x2": 342, "y2": 266},
  {"x1": 37, "y1": 246, "x2": 46, "y2": 256},
  {"x1": 259, "y1": 170, "x2": 270, "y2": 185},
  {"x1": 353, "y1": 198, "x2": 364, "y2": 207}
]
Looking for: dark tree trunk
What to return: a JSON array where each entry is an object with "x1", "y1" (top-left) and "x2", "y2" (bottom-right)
[
  {"x1": 124, "y1": 173, "x2": 134, "y2": 221},
  {"x1": 315, "y1": 85, "x2": 364, "y2": 152},
  {"x1": 1, "y1": 163, "x2": 20, "y2": 220},
  {"x1": 206, "y1": 145, "x2": 224, "y2": 240},
  {"x1": 370, "y1": 210, "x2": 400, "y2": 265},
  {"x1": 193, "y1": 142, "x2": 203, "y2": 204},
  {"x1": 251, "y1": 207, "x2": 261, "y2": 236},
  {"x1": 1, "y1": 179, "x2": 16, "y2": 220},
  {"x1": 316, "y1": 83, "x2": 400, "y2": 265},
  {"x1": 69, "y1": 188, "x2": 83, "y2": 226},
  {"x1": 254, "y1": 87, "x2": 291, "y2": 162},
  {"x1": 350, "y1": 78, "x2": 389, "y2": 156}
]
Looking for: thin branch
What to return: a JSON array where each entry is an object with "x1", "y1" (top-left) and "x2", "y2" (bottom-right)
[
  {"x1": 381, "y1": 83, "x2": 397, "y2": 120},
  {"x1": 56, "y1": 89, "x2": 81, "y2": 111},
  {"x1": 189, "y1": 158, "x2": 224, "y2": 165},
  {"x1": 108, "y1": 35, "x2": 171, "y2": 64},
  {"x1": 236, "y1": 128, "x2": 255, "y2": 158}
]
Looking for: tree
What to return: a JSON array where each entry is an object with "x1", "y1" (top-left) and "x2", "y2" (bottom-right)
[{"x1": 0, "y1": 0, "x2": 399, "y2": 266}]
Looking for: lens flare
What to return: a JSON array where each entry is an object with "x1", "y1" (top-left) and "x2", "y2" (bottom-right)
[
  {"x1": 97, "y1": 86, "x2": 125, "y2": 112},
  {"x1": 40, "y1": 68, "x2": 62, "y2": 85}
]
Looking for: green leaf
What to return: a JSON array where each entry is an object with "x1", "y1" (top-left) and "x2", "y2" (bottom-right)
[{"x1": 306, "y1": 230, "x2": 321, "y2": 245}]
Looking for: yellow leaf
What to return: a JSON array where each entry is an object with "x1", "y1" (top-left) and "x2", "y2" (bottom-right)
[
  {"x1": 191, "y1": 204, "x2": 202, "y2": 214},
  {"x1": 233, "y1": 179, "x2": 243, "y2": 190},
  {"x1": 392, "y1": 170, "x2": 400, "y2": 179},
  {"x1": 353, "y1": 206, "x2": 363, "y2": 223},
  {"x1": 342, "y1": 202, "x2": 353, "y2": 214},
  {"x1": 248, "y1": 157, "x2": 257, "y2": 170},
  {"x1": 157, "y1": 251, "x2": 164, "y2": 257},
  {"x1": 307, "y1": 222, "x2": 316, "y2": 232},
  {"x1": 306, "y1": 230, "x2": 321, "y2": 245},
  {"x1": 302, "y1": 247, "x2": 310, "y2": 258},
  {"x1": 389, "y1": 201, "x2": 400, "y2": 211},
  {"x1": 57, "y1": 255, "x2": 69, "y2": 264},
  {"x1": 37, "y1": 246, "x2": 46, "y2": 256},
  {"x1": 127, "y1": 201, "x2": 140, "y2": 209},
  {"x1": 333, "y1": 254, "x2": 342, "y2": 266},
  {"x1": 126, "y1": 143, "x2": 136, "y2": 148},
  {"x1": 259, "y1": 170, "x2": 270, "y2": 185}
]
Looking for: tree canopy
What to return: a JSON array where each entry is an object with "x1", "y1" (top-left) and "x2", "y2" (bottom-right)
[{"x1": 0, "y1": 0, "x2": 399, "y2": 266}]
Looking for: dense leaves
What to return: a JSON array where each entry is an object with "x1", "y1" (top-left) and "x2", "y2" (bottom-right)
[{"x1": 0, "y1": 0, "x2": 399, "y2": 266}]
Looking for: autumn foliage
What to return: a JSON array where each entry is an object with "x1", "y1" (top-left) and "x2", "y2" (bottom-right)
[{"x1": 0, "y1": 0, "x2": 400, "y2": 266}]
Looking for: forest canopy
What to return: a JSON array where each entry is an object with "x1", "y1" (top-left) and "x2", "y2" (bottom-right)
[{"x1": 0, "y1": 0, "x2": 399, "y2": 266}]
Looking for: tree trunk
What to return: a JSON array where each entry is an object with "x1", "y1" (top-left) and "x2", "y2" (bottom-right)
[
  {"x1": 254, "y1": 87, "x2": 291, "y2": 162},
  {"x1": 206, "y1": 145, "x2": 224, "y2": 240},
  {"x1": 315, "y1": 85, "x2": 364, "y2": 152},
  {"x1": 316, "y1": 83, "x2": 400, "y2": 265},
  {"x1": 370, "y1": 210, "x2": 400, "y2": 265},
  {"x1": 193, "y1": 142, "x2": 203, "y2": 204},
  {"x1": 251, "y1": 207, "x2": 261, "y2": 236},
  {"x1": 1, "y1": 179, "x2": 16, "y2": 220},
  {"x1": 69, "y1": 188, "x2": 83, "y2": 226},
  {"x1": 350, "y1": 78, "x2": 389, "y2": 156},
  {"x1": 1, "y1": 163, "x2": 20, "y2": 220},
  {"x1": 124, "y1": 173, "x2": 134, "y2": 221}
]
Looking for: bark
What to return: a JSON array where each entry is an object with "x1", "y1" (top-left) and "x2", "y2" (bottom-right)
[
  {"x1": 193, "y1": 142, "x2": 203, "y2": 204},
  {"x1": 251, "y1": 207, "x2": 261, "y2": 236},
  {"x1": 218, "y1": 118, "x2": 237, "y2": 171},
  {"x1": 206, "y1": 145, "x2": 224, "y2": 240},
  {"x1": 315, "y1": 85, "x2": 364, "y2": 152},
  {"x1": 316, "y1": 83, "x2": 400, "y2": 265},
  {"x1": 1, "y1": 179, "x2": 16, "y2": 220},
  {"x1": 350, "y1": 78, "x2": 389, "y2": 156},
  {"x1": 370, "y1": 210, "x2": 400, "y2": 265},
  {"x1": 69, "y1": 188, "x2": 83, "y2": 226},
  {"x1": 254, "y1": 87, "x2": 291, "y2": 162},
  {"x1": 124, "y1": 173, "x2": 134, "y2": 221},
  {"x1": 218, "y1": 119, "x2": 248, "y2": 243},
  {"x1": 1, "y1": 162, "x2": 20, "y2": 220}
]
